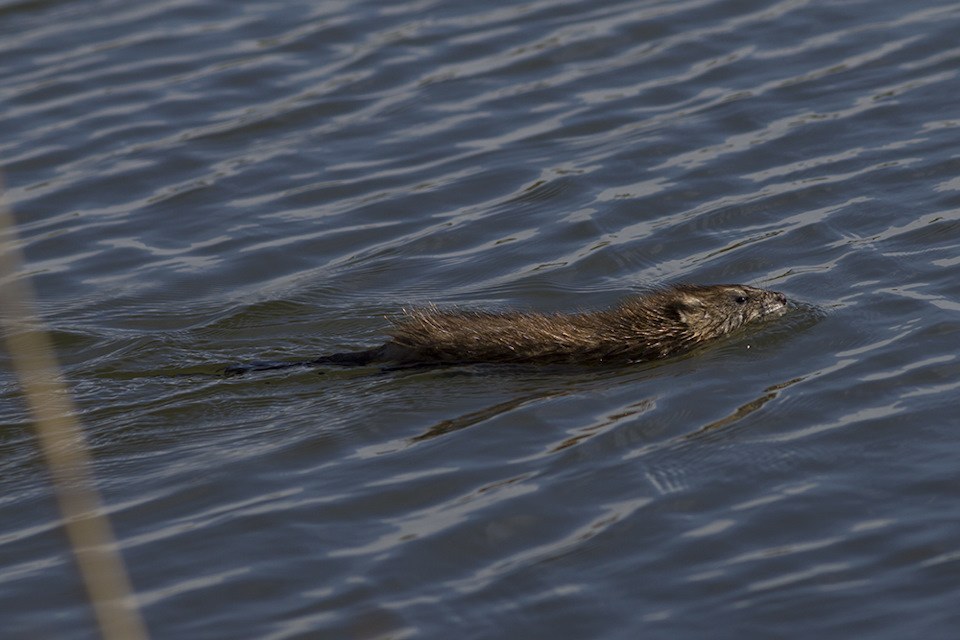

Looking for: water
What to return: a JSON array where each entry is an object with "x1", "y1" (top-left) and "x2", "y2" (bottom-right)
[{"x1": 3, "y1": 0, "x2": 960, "y2": 637}]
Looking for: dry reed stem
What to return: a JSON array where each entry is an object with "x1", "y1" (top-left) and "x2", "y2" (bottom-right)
[{"x1": 0, "y1": 181, "x2": 150, "y2": 640}]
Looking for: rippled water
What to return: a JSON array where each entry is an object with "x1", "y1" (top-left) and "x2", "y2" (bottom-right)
[{"x1": 3, "y1": 0, "x2": 960, "y2": 638}]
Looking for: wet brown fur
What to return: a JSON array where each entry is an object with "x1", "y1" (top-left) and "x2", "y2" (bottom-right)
[{"x1": 322, "y1": 284, "x2": 787, "y2": 366}]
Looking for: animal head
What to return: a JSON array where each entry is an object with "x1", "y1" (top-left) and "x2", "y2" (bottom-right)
[{"x1": 663, "y1": 284, "x2": 787, "y2": 339}]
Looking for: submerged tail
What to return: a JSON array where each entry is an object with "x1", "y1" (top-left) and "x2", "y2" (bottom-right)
[
  {"x1": 312, "y1": 346, "x2": 387, "y2": 366},
  {"x1": 220, "y1": 345, "x2": 389, "y2": 376}
]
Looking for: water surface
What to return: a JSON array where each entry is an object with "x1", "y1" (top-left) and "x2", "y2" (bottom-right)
[{"x1": 3, "y1": 0, "x2": 960, "y2": 638}]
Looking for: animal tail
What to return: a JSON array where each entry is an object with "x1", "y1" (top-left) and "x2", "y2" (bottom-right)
[
  {"x1": 219, "y1": 346, "x2": 388, "y2": 376},
  {"x1": 311, "y1": 346, "x2": 386, "y2": 366}
]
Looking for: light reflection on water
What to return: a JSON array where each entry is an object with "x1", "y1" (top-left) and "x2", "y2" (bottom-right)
[{"x1": 3, "y1": 0, "x2": 960, "y2": 638}]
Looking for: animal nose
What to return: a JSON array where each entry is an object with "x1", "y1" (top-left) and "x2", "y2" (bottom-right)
[{"x1": 776, "y1": 292, "x2": 787, "y2": 304}]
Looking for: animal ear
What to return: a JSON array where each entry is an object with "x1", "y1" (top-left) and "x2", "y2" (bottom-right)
[{"x1": 667, "y1": 295, "x2": 703, "y2": 324}]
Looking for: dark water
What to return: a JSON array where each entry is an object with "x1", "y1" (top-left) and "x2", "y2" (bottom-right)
[{"x1": 3, "y1": 0, "x2": 960, "y2": 637}]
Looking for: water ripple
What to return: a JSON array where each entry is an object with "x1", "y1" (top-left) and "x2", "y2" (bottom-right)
[{"x1": 5, "y1": 0, "x2": 960, "y2": 638}]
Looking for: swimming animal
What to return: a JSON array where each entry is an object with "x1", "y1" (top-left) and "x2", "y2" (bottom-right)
[{"x1": 222, "y1": 283, "x2": 787, "y2": 374}]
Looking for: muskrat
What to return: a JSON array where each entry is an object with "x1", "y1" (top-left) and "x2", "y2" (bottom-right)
[{"x1": 222, "y1": 284, "x2": 787, "y2": 374}]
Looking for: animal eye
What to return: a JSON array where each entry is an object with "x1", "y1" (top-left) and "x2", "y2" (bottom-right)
[{"x1": 735, "y1": 295, "x2": 747, "y2": 304}]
